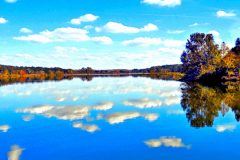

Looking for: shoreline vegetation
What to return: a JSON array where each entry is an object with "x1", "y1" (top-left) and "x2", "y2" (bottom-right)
[
  {"x1": 0, "y1": 64, "x2": 185, "y2": 84},
  {"x1": 0, "y1": 32, "x2": 239, "y2": 85}
]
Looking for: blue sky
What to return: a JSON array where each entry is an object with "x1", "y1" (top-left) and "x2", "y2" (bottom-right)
[{"x1": 0, "y1": 0, "x2": 240, "y2": 69}]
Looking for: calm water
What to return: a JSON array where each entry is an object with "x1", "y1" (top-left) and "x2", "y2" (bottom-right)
[{"x1": 0, "y1": 77, "x2": 239, "y2": 160}]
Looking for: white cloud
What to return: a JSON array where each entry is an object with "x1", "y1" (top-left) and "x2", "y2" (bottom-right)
[
  {"x1": 216, "y1": 10, "x2": 236, "y2": 17},
  {"x1": 14, "y1": 27, "x2": 112, "y2": 45},
  {"x1": 142, "y1": 0, "x2": 181, "y2": 7},
  {"x1": 167, "y1": 30, "x2": 185, "y2": 34},
  {"x1": 141, "y1": 23, "x2": 159, "y2": 32},
  {"x1": 95, "y1": 27, "x2": 102, "y2": 32},
  {"x1": 122, "y1": 37, "x2": 161, "y2": 46},
  {"x1": 5, "y1": 0, "x2": 17, "y2": 3},
  {"x1": 19, "y1": 27, "x2": 32, "y2": 33},
  {"x1": 162, "y1": 39, "x2": 185, "y2": 47},
  {"x1": 189, "y1": 22, "x2": 208, "y2": 27},
  {"x1": 0, "y1": 17, "x2": 8, "y2": 24},
  {"x1": 54, "y1": 46, "x2": 80, "y2": 54},
  {"x1": 100, "y1": 22, "x2": 158, "y2": 33},
  {"x1": 122, "y1": 37, "x2": 185, "y2": 47},
  {"x1": 70, "y1": 14, "x2": 99, "y2": 25},
  {"x1": 84, "y1": 25, "x2": 94, "y2": 30},
  {"x1": 208, "y1": 30, "x2": 222, "y2": 44},
  {"x1": 91, "y1": 36, "x2": 113, "y2": 45},
  {"x1": 0, "y1": 48, "x2": 182, "y2": 69},
  {"x1": 8, "y1": 145, "x2": 23, "y2": 160},
  {"x1": 144, "y1": 136, "x2": 190, "y2": 149},
  {"x1": 216, "y1": 124, "x2": 236, "y2": 133},
  {"x1": 158, "y1": 47, "x2": 183, "y2": 55},
  {"x1": 14, "y1": 27, "x2": 89, "y2": 43}
]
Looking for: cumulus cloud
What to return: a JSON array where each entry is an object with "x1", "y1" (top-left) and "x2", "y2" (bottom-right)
[
  {"x1": 98, "y1": 22, "x2": 158, "y2": 33},
  {"x1": 144, "y1": 136, "x2": 190, "y2": 149},
  {"x1": 5, "y1": 0, "x2": 17, "y2": 3},
  {"x1": 216, "y1": 124, "x2": 236, "y2": 133},
  {"x1": 122, "y1": 37, "x2": 161, "y2": 46},
  {"x1": 122, "y1": 37, "x2": 185, "y2": 47},
  {"x1": 0, "y1": 125, "x2": 10, "y2": 132},
  {"x1": 19, "y1": 27, "x2": 32, "y2": 33},
  {"x1": 142, "y1": 0, "x2": 181, "y2": 7},
  {"x1": 13, "y1": 27, "x2": 89, "y2": 43},
  {"x1": 0, "y1": 17, "x2": 8, "y2": 24},
  {"x1": 208, "y1": 30, "x2": 222, "y2": 44},
  {"x1": 141, "y1": 23, "x2": 159, "y2": 32},
  {"x1": 54, "y1": 46, "x2": 87, "y2": 54},
  {"x1": 216, "y1": 10, "x2": 236, "y2": 17},
  {"x1": 73, "y1": 122, "x2": 100, "y2": 133},
  {"x1": 158, "y1": 47, "x2": 183, "y2": 55},
  {"x1": 91, "y1": 36, "x2": 113, "y2": 45},
  {"x1": 0, "y1": 47, "x2": 182, "y2": 70},
  {"x1": 13, "y1": 27, "x2": 112, "y2": 45},
  {"x1": 70, "y1": 14, "x2": 99, "y2": 25},
  {"x1": 8, "y1": 145, "x2": 23, "y2": 160}
]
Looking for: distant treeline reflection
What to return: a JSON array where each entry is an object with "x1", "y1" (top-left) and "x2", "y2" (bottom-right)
[
  {"x1": 181, "y1": 82, "x2": 240, "y2": 128},
  {"x1": 0, "y1": 73, "x2": 182, "y2": 86}
]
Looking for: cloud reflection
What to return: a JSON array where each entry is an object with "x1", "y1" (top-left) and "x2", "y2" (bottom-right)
[
  {"x1": 123, "y1": 97, "x2": 180, "y2": 109},
  {"x1": 22, "y1": 115, "x2": 35, "y2": 122},
  {"x1": 216, "y1": 124, "x2": 236, "y2": 133},
  {"x1": 0, "y1": 125, "x2": 10, "y2": 132},
  {"x1": 17, "y1": 102, "x2": 113, "y2": 121},
  {"x1": 73, "y1": 122, "x2": 100, "y2": 133},
  {"x1": 123, "y1": 98, "x2": 162, "y2": 108},
  {"x1": 104, "y1": 112, "x2": 159, "y2": 124},
  {"x1": 8, "y1": 145, "x2": 23, "y2": 160},
  {"x1": 144, "y1": 136, "x2": 190, "y2": 149}
]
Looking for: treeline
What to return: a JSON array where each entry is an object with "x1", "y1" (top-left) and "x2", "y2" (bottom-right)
[
  {"x1": 0, "y1": 65, "x2": 95, "y2": 79},
  {"x1": 181, "y1": 33, "x2": 240, "y2": 82},
  {"x1": 0, "y1": 64, "x2": 183, "y2": 79}
]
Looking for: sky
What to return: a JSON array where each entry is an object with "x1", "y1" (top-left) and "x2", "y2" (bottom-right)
[{"x1": 0, "y1": 0, "x2": 240, "y2": 69}]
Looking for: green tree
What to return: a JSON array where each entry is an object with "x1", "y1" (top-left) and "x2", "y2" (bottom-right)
[
  {"x1": 181, "y1": 33, "x2": 221, "y2": 81},
  {"x1": 232, "y1": 38, "x2": 240, "y2": 55}
]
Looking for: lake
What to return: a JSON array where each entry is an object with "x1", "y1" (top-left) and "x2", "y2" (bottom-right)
[{"x1": 0, "y1": 77, "x2": 239, "y2": 160}]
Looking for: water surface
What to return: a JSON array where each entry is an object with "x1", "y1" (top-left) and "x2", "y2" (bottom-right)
[{"x1": 0, "y1": 77, "x2": 239, "y2": 160}]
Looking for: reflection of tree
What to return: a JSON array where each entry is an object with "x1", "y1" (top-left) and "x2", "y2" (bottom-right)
[
  {"x1": 181, "y1": 82, "x2": 240, "y2": 128},
  {"x1": 0, "y1": 75, "x2": 94, "y2": 86}
]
